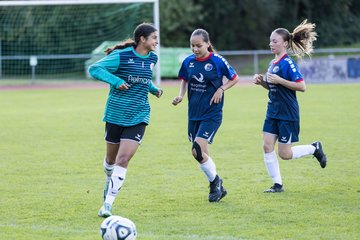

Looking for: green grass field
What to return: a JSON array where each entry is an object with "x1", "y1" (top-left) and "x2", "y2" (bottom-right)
[{"x1": 0, "y1": 83, "x2": 359, "y2": 240}]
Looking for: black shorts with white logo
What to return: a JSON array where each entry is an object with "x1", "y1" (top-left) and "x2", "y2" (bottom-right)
[{"x1": 104, "y1": 122, "x2": 147, "y2": 144}]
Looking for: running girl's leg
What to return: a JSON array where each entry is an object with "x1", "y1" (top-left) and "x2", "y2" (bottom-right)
[
  {"x1": 99, "y1": 140, "x2": 140, "y2": 217},
  {"x1": 101, "y1": 143, "x2": 119, "y2": 201},
  {"x1": 263, "y1": 132, "x2": 284, "y2": 192}
]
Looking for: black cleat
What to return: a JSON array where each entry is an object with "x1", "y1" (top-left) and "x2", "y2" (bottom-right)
[
  {"x1": 312, "y1": 141, "x2": 327, "y2": 168},
  {"x1": 208, "y1": 175, "x2": 227, "y2": 202},
  {"x1": 263, "y1": 183, "x2": 284, "y2": 193}
]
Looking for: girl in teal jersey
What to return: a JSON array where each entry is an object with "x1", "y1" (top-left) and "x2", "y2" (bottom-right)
[
  {"x1": 89, "y1": 23, "x2": 162, "y2": 217},
  {"x1": 253, "y1": 20, "x2": 327, "y2": 193}
]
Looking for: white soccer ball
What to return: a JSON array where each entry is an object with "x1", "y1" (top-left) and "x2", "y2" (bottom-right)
[{"x1": 100, "y1": 215, "x2": 137, "y2": 240}]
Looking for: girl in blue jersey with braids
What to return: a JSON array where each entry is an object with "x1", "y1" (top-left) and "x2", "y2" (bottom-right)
[
  {"x1": 172, "y1": 29, "x2": 239, "y2": 202},
  {"x1": 88, "y1": 23, "x2": 162, "y2": 217},
  {"x1": 253, "y1": 20, "x2": 327, "y2": 193}
]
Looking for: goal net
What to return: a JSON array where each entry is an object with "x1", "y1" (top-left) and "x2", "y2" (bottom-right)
[{"x1": 0, "y1": 0, "x2": 158, "y2": 83}]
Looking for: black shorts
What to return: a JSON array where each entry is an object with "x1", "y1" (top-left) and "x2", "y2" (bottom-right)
[{"x1": 104, "y1": 122, "x2": 147, "y2": 144}]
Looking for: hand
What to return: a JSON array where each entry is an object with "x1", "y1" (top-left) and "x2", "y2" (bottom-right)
[
  {"x1": 172, "y1": 96, "x2": 183, "y2": 106},
  {"x1": 209, "y1": 88, "x2": 224, "y2": 105},
  {"x1": 117, "y1": 83, "x2": 130, "y2": 90},
  {"x1": 253, "y1": 74, "x2": 264, "y2": 85},
  {"x1": 266, "y1": 73, "x2": 281, "y2": 84},
  {"x1": 155, "y1": 89, "x2": 163, "y2": 98}
]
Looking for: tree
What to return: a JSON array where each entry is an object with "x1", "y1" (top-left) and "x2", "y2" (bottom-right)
[
  {"x1": 159, "y1": 0, "x2": 360, "y2": 49},
  {"x1": 194, "y1": 0, "x2": 281, "y2": 50},
  {"x1": 159, "y1": 0, "x2": 205, "y2": 47}
]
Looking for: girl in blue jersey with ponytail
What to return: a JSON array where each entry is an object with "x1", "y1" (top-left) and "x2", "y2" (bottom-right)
[
  {"x1": 89, "y1": 23, "x2": 162, "y2": 217},
  {"x1": 253, "y1": 20, "x2": 327, "y2": 193},
  {"x1": 172, "y1": 29, "x2": 239, "y2": 202}
]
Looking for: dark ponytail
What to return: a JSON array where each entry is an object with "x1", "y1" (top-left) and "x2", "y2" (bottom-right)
[
  {"x1": 105, "y1": 23, "x2": 157, "y2": 55},
  {"x1": 104, "y1": 39, "x2": 135, "y2": 55}
]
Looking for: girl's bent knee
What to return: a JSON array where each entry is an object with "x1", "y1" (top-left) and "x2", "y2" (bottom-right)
[{"x1": 279, "y1": 152, "x2": 292, "y2": 160}]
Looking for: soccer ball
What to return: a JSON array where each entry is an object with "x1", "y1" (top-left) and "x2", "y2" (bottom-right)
[{"x1": 100, "y1": 216, "x2": 137, "y2": 240}]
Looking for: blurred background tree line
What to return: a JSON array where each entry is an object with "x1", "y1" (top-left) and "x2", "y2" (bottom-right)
[
  {"x1": 1, "y1": 0, "x2": 359, "y2": 55},
  {"x1": 0, "y1": 0, "x2": 359, "y2": 76},
  {"x1": 160, "y1": 0, "x2": 360, "y2": 49}
]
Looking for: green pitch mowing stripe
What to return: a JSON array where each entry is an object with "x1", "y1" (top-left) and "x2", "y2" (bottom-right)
[{"x1": 0, "y1": 84, "x2": 359, "y2": 240}]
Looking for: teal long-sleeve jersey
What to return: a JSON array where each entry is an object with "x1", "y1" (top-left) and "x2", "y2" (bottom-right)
[{"x1": 88, "y1": 46, "x2": 159, "y2": 126}]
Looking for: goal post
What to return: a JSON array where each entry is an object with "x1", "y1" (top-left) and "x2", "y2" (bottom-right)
[{"x1": 0, "y1": 0, "x2": 161, "y2": 85}]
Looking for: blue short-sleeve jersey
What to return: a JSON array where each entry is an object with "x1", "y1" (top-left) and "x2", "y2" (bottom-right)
[
  {"x1": 178, "y1": 52, "x2": 237, "y2": 121},
  {"x1": 265, "y1": 54, "x2": 303, "y2": 121}
]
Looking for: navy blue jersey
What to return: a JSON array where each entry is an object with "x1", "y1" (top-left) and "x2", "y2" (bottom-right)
[
  {"x1": 265, "y1": 54, "x2": 303, "y2": 121},
  {"x1": 178, "y1": 52, "x2": 237, "y2": 121}
]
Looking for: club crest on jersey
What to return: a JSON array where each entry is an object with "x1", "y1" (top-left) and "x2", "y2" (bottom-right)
[
  {"x1": 192, "y1": 73, "x2": 204, "y2": 83},
  {"x1": 204, "y1": 63, "x2": 214, "y2": 72},
  {"x1": 272, "y1": 66, "x2": 280, "y2": 73},
  {"x1": 150, "y1": 63, "x2": 154, "y2": 70},
  {"x1": 204, "y1": 63, "x2": 213, "y2": 71}
]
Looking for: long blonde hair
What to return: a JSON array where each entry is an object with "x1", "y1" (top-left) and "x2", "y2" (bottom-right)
[{"x1": 274, "y1": 19, "x2": 318, "y2": 58}]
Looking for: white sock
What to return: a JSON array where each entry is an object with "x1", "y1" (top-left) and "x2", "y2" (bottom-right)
[
  {"x1": 200, "y1": 156, "x2": 217, "y2": 182},
  {"x1": 264, "y1": 150, "x2": 282, "y2": 185},
  {"x1": 291, "y1": 145, "x2": 316, "y2": 159},
  {"x1": 104, "y1": 166, "x2": 127, "y2": 205},
  {"x1": 103, "y1": 158, "x2": 114, "y2": 190},
  {"x1": 104, "y1": 157, "x2": 114, "y2": 176}
]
